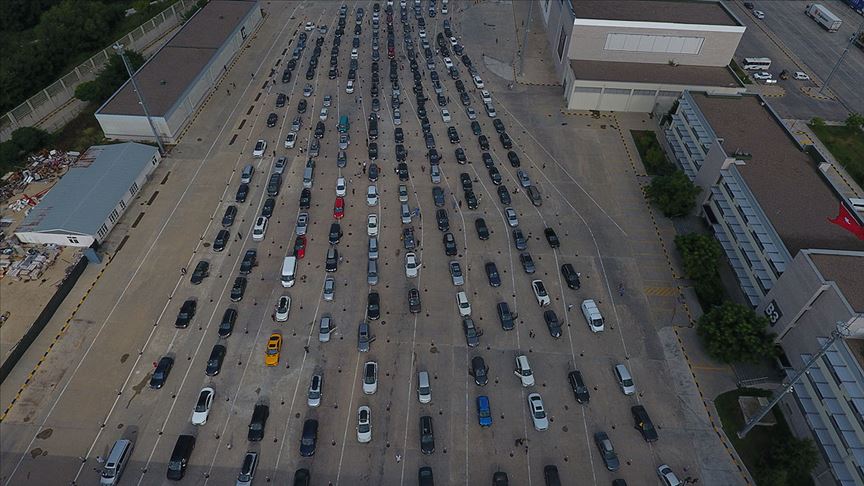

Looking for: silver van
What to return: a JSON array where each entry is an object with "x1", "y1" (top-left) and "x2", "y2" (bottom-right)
[
  {"x1": 368, "y1": 237, "x2": 379, "y2": 260},
  {"x1": 367, "y1": 259, "x2": 379, "y2": 285},
  {"x1": 417, "y1": 370, "x2": 431, "y2": 403},
  {"x1": 614, "y1": 364, "x2": 636, "y2": 395},
  {"x1": 401, "y1": 202, "x2": 412, "y2": 224},
  {"x1": 240, "y1": 164, "x2": 254, "y2": 184},
  {"x1": 100, "y1": 439, "x2": 133, "y2": 485},
  {"x1": 303, "y1": 166, "x2": 314, "y2": 188}
]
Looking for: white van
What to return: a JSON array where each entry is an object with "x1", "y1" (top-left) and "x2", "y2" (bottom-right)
[
  {"x1": 100, "y1": 439, "x2": 133, "y2": 485},
  {"x1": 281, "y1": 256, "x2": 297, "y2": 288},
  {"x1": 581, "y1": 299, "x2": 604, "y2": 333},
  {"x1": 417, "y1": 370, "x2": 431, "y2": 403},
  {"x1": 614, "y1": 364, "x2": 636, "y2": 395},
  {"x1": 401, "y1": 202, "x2": 412, "y2": 224},
  {"x1": 252, "y1": 216, "x2": 268, "y2": 241}
]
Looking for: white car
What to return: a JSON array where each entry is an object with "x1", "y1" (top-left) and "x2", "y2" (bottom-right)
[
  {"x1": 657, "y1": 464, "x2": 682, "y2": 486},
  {"x1": 398, "y1": 184, "x2": 409, "y2": 203},
  {"x1": 295, "y1": 212, "x2": 309, "y2": 236},
  {"x1": 393, "y1": 109, "x2": 402, "y2": 125},
  {"x1": 752, "y1": 72, "x2": 772, "y2": 80},
  {"x1": 275, "y1": 295, "x2": 291, "y2": 322},
  {"x1": 449, "y1": 261, "x2": 464, "y2": 286},
  {"x1": 303, "y1": 84, "x2": 313, "y2": 97},
  {"x1": 191, "y1": 387, "x2": 214, "y2": 425},
  {"x1": 514, "y1": 355, "x2": 535, "y2": 387},
  {"x1": 252, "y1": 216, "x2": 268, "y2": 241},
  {"x1": 505, "y1": 207, "x2": 519, "y2": 227},
  {"x1": 481, "y1": 90, "x2": 492, "y2": 104},
  {"x1": 472, "y1": 75, "x2": 484, "y2": 89},
  {"x1": 456, "y1": 291, "x2": 471, "y2": 317},
  {"x1": 319, "y1": 315, "x2": 333, "y2": 342},
  {"x1": 753, "y1": 9, "x2": 765, "y2": 19},
  {"x1": 449, "y1": 36, "x2": 458, "y2": 47},
  {"x1": 419, "y1": 28, "x2": 427, "y2": 38},
  {"x1": 465, "y1": 106, "x2": 477, "y2": 120},
  {"x1": 443, "y1": 57, "x2": 454, "y2": 69},
  {"x1": 367, "y1": 185, "x2": 379, "y2": 206},
  {"x1": 528, "y1": 393, "x2": 549, "y2": 431},
  {"x1": 362, "y1": 361, "x2": 378, "y2": 394},
  {"x1": 441, "y1": 108, "x2": 451, "y2": 122},
  {"x1": 307, "y1": 374, "x2": 323, "y2": 407},
  {"x1": 346, "y1": 80, "x2": 355, "y2": 94},
  {"x1": 320, "y1": 107, "x2": 328, "y2": 121},
  {"x1": 367, "y1": 214, "x2": 379, "y2": 236},
  {"x1": 357, "y1": 406, "x2": 372, "y2": 443},
  {"x1": 405, "y1": 252, "x2": 419, "y2": 278},
  {"x1": 284, "y1": 132, "x2": 297, "y2": 148},
  {"x1": 305, "y1": 21, "x2": 314, "y2": 31},
  {"x1": 532, "y1": 280, "x2": 551, "y2": 306},
  {"x1": 323, "y1": 95, "x2": 332, "y2": 107},
  {"x1": 253, "y1": 139, "x2": 267, "y2": 157},
  {"x1": 484, "y1": 102, "x2": 497, "y2": 118},
  {"x1": 351, "y1": 48, "x2": 359, "y2": 59},
  {"x1": 793, "y1": 71, "x2": 810, "y2": 81},
  {"x1": 323, "y1": 277, "x2": 335, "y2": 301},
  {"x1": 336, "y1": 177, "x2": 347, "y2": 196}
]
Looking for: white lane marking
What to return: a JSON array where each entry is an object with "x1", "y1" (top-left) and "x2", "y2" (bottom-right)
[{"x1": 334, "y1": 353, "x2": 363, "y2": 483}]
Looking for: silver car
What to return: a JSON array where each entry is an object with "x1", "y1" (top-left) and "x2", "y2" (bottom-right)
[
  {"x1": 339, "y1": 133, "x2": 350, "y2": 150},
  {"x1": 319, "y1": 315, "x2": 333, "y2": 342},
  {"x1": 528, "y1": 393, "x2": 549, "y2": 431},
  {"x1": 449, "y1": 260, "x2": 464, "y2": 286},
  {"x1": 517, "y1": 170, "x2": 531, "y2": 188},
  {"x1": 323, "y1": 277, "x2": 335, "y2": 301},
  {"x1": 303, "y1": 84, "x2": 313, "y2": 97},
  {"x1": 296, "y1": 212, "x2": 309, "y2": 236},
  {"x1": 430, "y1": 164, "x2": 441, "y2": 184},
  {"x1": 358, "y1": 321, "x2": 372, "y2": 352}
]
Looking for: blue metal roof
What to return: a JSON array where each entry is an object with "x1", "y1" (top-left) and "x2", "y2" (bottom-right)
[{"x1": 18, "y1": 142, "x2": 158, "y2": 236}]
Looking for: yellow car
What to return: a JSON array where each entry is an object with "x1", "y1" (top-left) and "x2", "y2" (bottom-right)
[{"x1": 265, "y1": 333, "x2": 282, "y2": 366}]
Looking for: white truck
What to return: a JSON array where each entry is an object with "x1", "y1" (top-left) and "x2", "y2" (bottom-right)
[{"x1": 805, "y1": 4, "x2": 843, "y2": 32}]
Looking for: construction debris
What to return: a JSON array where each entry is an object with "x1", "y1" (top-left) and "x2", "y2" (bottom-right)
[
  {"x1": 0, "y1": 150, "x2": 78, "y2": 204},
  {"x1": 0, "y1": 244, "x2": 61, "y2": 281}
]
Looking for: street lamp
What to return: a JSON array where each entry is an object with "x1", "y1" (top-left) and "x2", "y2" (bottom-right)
[{"x1": 113, "y1": 43, "x2": 165, "y2": 155}]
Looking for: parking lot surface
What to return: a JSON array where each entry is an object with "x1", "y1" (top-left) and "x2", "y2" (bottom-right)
[{"x1": 0, "y1": 2, "x2": 744, "y2": 485}]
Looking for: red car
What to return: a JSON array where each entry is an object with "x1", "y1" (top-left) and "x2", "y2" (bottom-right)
[
  {"x1": 293, "y1": 235, "x2": 307, "y2": 259},
  {"x1": 334, "y1": 196, "x2": 345, "y2": 219}
]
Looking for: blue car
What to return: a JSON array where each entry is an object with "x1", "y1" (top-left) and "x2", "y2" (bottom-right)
[{"x1": 477, "y1": 396, "x2": 493, "y2": 427}]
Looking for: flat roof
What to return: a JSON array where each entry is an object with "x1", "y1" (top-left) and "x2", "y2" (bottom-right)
[
  {"x1": 98, "y1": 0, "x2": 257, "y2": 117},
  {"x1": 691, "y1": 93, "x2": 864, "y2": 255},
  {"x1": 569, "y1": 59, "x2": 741, "y2": 87},
  {"x1": 571, "y1": 0, "x2": 740, "y2": 27},
  {"x1": 810, "y1": 252, "x2": 864, "y2": 313},
  {"x1": 17, "y1": 143, "x2": 159, "y2": 236}
]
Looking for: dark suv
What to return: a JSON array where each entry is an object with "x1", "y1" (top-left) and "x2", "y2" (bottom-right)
[
  {"x1": 175, "y1": 299, "x2": 197, "y2": 328},
  {"x1": 248, "y1": 404, "x2": 269, "y2": 441},
  {"x1": 631, "y1": 405, "x2": 659, "y2": 442},
  {"x1": 190, "y1": 261, "x2": 209, "y2": 284},
  {"x1": 240, "y1": 249, "x2": 257, "y2": 275},
  {"x1": 561, "y1": 264, "x2": 581, "y2": 289},
  {"x1": 218, "y1": 308, "x2": 237, "y2": 338},
  {"x1": 568, "y1": 370, "x2": 590, "y2": 404},
  {"x1": 149, "y1": 356, "x2": 174, "y2": 389},
  {"x1": 419, "y1": 416, "x2": 435, "y2": 454},
  {"x1": 205, "y1": 344, "x2": 226, "y2": 376},
  {"x1": 299, "y1": 419, "x2": 319, "y2": 456}
]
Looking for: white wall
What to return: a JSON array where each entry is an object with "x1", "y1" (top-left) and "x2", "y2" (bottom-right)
[
  {"x1": 566, "y1": 80, "x2": 742, "y2": 112},
  {"x1": 15, "y1": 232, "x2": 96, "y2": 247}
]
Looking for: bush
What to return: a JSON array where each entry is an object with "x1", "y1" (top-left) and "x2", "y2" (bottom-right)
[
  {"x1": 74, "y1": 50, "x2": 145, "y2": 104},
  {"x1": 810, "y1": 117, "x2": 826, "y2": 127},
  {"x1": 697, "y1": 302, "x2": 775, "y2": 363},
  {"x1": 846, "y1": 112, "x2": 864, "y2": 130},
  {"x1": 756, "y1": 437, "x2": 819, "y2": 486},
  {"x1": 646, "y1": 170, "x2": 701, "y2": 217},
  {"x1": 675, "y1": 233, "x2": 726, "y2": 309},
  {"x1": 631, "y1": 130, "x2": 675, "y2": 175},
  {"x1": 10, "y1": 126, "x2": 50, "y2": 154}
]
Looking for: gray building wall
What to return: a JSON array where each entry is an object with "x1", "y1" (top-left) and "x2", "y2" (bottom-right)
[
  {"x1": 538, "y1": 0, "x2": 576, "y2": 82},
  {"x1": 566, "y1": 80, "x2": 740, "y2": 113}
]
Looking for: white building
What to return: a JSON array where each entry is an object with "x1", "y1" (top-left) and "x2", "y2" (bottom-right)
[
  {"x1": 96, "y1": 0, "x2": 262, "y2": 144},
  {"x1": 538, "y1": 0, "x2": 746, "y2": 112},
  {"x1": 15, "y1": 142, "x2": 161, "y2": 247}
]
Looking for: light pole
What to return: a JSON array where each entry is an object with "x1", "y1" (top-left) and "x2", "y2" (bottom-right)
[
  {"x1": 818, "y1": 18, "x2": 864, "y2": 98},
  {"x1": 113, "y1": 43, "x2": 165, "y2": 155}
]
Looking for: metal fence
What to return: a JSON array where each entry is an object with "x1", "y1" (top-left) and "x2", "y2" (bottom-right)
[{"x1": 0, "y1": 0, "x2": 198, "y2": 142}]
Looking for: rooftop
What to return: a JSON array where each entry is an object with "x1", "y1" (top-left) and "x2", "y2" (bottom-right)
[
  {"x1": 571, "y1": 0, "x2": 740, "y2": 27},
  {"x1": 810, "y1": 252, "x2": 864, "y2": 313},
  {"x1": 692, "y1": 93, "x2": 864, "y2": 255},
  {"x1": 98, "y1": 0, "x2": 257, "y2": 117},
  {"x1": 569, "y1": 59, "x2": 741, "y2": 87},
  {"x1": 17, "y1": 143, "x2": 159, "y2": 236}
]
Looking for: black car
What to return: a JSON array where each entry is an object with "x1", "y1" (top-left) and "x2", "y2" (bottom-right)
[
  {"x1": 460, "y1": 91, "x2": 470, "y2": 106},
  {"x1": 478, "y1": 135, "x2": 489, "y2": 151},
  {"x1": 493, "y1": 471, "x2": 509, "y2": 486},
  {"x1": 436, "y1": 209, "x2": 450, "y2": 231},
  {"x1": 465, "y1": 190, "x2": 478, "y2": 209},
  {"x1": 287, "y1": 58, "x2": 297, "y2": 70},
  {"x1": 437, "y1": 93, "x2": 447, "y2": 107},
  {"x1": 240, "y1": 249, "x2": 257, "y2": 275},
  {"x1": 544, "y1": 466, "x2": 561, "y2": 486},
  {"x1": 512, "y1": 229, "x2": 527, "y2": 251},
  {"x1": 395, "y1": 127, "x2": 404, "y2": 143},
  {"x1": 488, "y1": 166, "x2": 502, "y2": 185},
  {"x1": 395, "y1": 144, "x2": 407, "y2": 161},
  {"x1": 205, "y1": 344, "x2": 226, "y2": 376},
  {"x1": 419, "y1": 467, "x2": 434, "y2": 486},
  {"x1": 632, "y1": 405, "x2": 659, "y2": 442},
  {"x1": 454, "y1": 79, "x2": 466, "y2": 93},
  {"x1": 403, "y1": 226, "x2": 416, "y2": 250},
  {"x1": 175, "y1": 299, "x2": 197, "y2": 328},
  {"x1": 293, "y1": 468, "x2": 311, "y2": 486},
  {"x1": 527, "y1": 185, "x2": 542, "y2": 207},
  {"x1": 221, "y1": 205, "x2": 237, "y2": 227},
  {"x1": 267, "y1": 113, "x2": 278, "y2": 127},
  {"x1": 497, "y1": 302, "x2": 514, "y2": 331},
  {"x1": 432, "y1": 186, "x2": 445, "y2": 207},
  {"x1": 190, "y1": 260, "x2": 209, "y2": 284},
  {"x1": 149, "y1": 356, "x2": 174, "y2": 389},
  {"x1": 230, "y1": 276, "x2": 247, "y2": 302},
  {"x1": 507, "y1": 151, "x2": 521, "y2": 167},
  {"x1": 315, "y1": 121, "x2": 325, "y2": 138},
  {"x1": 299, "y1": 188, "x2": 312, "y2": 209},
  {"x1": 520, "y1": 252, "x2": 536, "y2": 274},
  {"x1": 298, "y1": 99, "x2": 307, "y2": 113},
  {"x1": 367, "y1": 292, "x2": 381, "y2": 320},
  {"x1": 427, "y1": 148, "x2": 440, "y2": 165},
  {"x1": 328, "y1": 66, "x2": 338, "y2": 79},
  {"x1": 248, "y1": 404, "x2": 269, "y2": 441},
  {"x1": 213, "y1": 229, "x2": 230, "y2": 252},
  {"x1": 218, "y1": 308, "x2": 237, "y2": 338},
  {"x1": 443, "y1": 232, "x2": 457, "y2": 256},
  {"x1": 497, "y1": 186, "x2": 512, "y2": 205},
  {"x1": 544, "y1": 228, "x2": 560, "y2": 248},
  {"x1": 368, "y1": 142, "x2": 379, "y2": 160},
  {"x1": 471, "y1": 121, "x2": 482, "y2": 135},
  {"x1": 455, "y1": 147, "x2": 467, "y2": 164},
  {"x1": 282, "y1": 70, "x2": 292, "y2": 83},
  {"x1": 262, "y1": 197, "x2": 275, "y2": 218},
  {"x1": 397, "y1": 162, "x2": 409, "y2": 181},
  {"x1": 419, "y1": 416, "x2": 435, "y2": 454},
  {"x1": 460, "y1": 172, "x2": 473, "y2": 191},
  {"x1": 544, "y1": 310, "x2": 562, "y2": 338},
  {"x1": 471, "y1": 356, "x2": 489, "y2": 386},
  {"x1": 474, "y1": 218, "x2": 490, "y2": 240},
  {"x1": 561, "y1": 263, "x2": 581, "y2": 289},
  {"x1": 485, "y1": 262, "x2": 501, "y2": 287},
  {"x1": 299, "y1": 419, "x2": 319, "y2": 456},
  {"x1": 236, "y1": 183, "x2": 249, "y2": 203},
  {"x1": 305, "y1": 68, "x2": 314, "y2": 80},
  {"x1": 568, "y1": 370, "x2": 590, "y2": 404},
  {"x1": 328, "y1": 222, "x2": 343, "y2": 245},
  {"x1": 276, "y1": 93, "x2": 286, "y2": 107},
  {"x1": 325, "y1": 248, "x2": 339, "y2": 272},
  {"x1": 447, "y1": 126, "x2": 460, "y2": 143},
  {"x1": 368, "y1": 163, "x2": 379, "y2": 181},
  {"x1": 499, "y1": 132, "x2": 513, "y2": 149},
  {"x1": 481, "y1": 152, "x2": 494, "y2": 168},
  {"x1": 408, "y1": 287, "x2": 422, "y2": 313},
  {"x1": 493, "y1": 119, "x2": 506, "y2": 134}
]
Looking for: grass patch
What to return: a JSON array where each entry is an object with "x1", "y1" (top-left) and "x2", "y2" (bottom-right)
[
  {"x1": 631, "y1": 130, "x2": 675, "y2": 176},
  {"x1": 809, "y1": 124, "x2": 864, "y2": 188},
  {"x1": 715, "y1": 388, "x2": 814, "y2": 486},
  {"x1": 730, "y1": 59, "x2": 753, "y2": 85}
]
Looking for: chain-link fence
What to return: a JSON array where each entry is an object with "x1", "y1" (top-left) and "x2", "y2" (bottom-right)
[{"x1": 0, "y1": 0, "x2": 197, "y2": 142}]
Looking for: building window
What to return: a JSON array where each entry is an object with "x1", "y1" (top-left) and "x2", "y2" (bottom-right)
[
  {"x1": 573, "y1": 87, "x2": 602, "y2": 94},
  {"x1": 97, "y1": 224, "x2": 108, "y2": 239},
  {"x1": 634, "y1": 89, "x2": 656, "y2": 96},
  {"x1": 109, "y1": 209, "x2": 119, "y2": 224},
  {"x1": 604, "y1": 88, "x2": 631, "y2": 95},
  {"x1": 129, "y1": 182, "x2": 139, "y2": 196},
  {"x1": 67, "y1": 236, "x2": 80, "y2": 244},
  {"x1": 556, "y1": 27, "x2": 567, "y2": 61},
  {"x1": 119, "y1": 199, "x2": 126, "y2": 210},
  {"x1": 605, "y1": 33, "x2": 704, "y2": 55}
]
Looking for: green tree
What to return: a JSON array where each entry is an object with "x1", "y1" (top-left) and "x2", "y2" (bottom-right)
[
  {"x1": 697, "y1": 302, "x2": 775, "y2": 363},
  {"x1": 810, "y1": 117, "x2": 826, "y2": 127},
  {"x1": 0, "y1": 0, "x2": 62, "y2": 32},
  {"x1": 74, "y1": 51, "x2": 145, "y2": 104},
  {"x1": 646, "y1": 170, "x2": 701, "y2": 217},
  {"x1": 675, "y1": 233, "x2": 723, "y2": 280},
  {"x1": 10, "y1": 126, "x2": 50, "y2": 154},
  {"x1": 757, "y1": 436, "x2": 820, "y2": 486},
  {"x1": 846, "y1": 112, "x2": 864, "y2": 130},
  {"x1": 34, "y1": 0, "x2": 119, "y2": 62},
  {"x1": 0, "y1": 141, "x2": 22, "y2": 173}
]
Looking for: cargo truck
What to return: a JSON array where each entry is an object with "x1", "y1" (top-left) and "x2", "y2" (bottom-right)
[{"x1": 805, "y1": 4, "x2": 843, "y2": 32}]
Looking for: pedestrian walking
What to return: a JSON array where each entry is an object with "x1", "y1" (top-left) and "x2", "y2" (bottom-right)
[
  {"x1": 96, "y1": 455, "x2": 104, "y2": 464},
  {"x1": 231, "y1": 82, "x2": 236, "y2": 88},
  {"x1": 458, "y1": 200, "x2": 462, "y2": 208},
  {"x1": 304, "y1": 345, "x2": 309, "y2": 353},
  {"x1": 227, "y1": 89, "x2": 231, "y2": 96},
  {"x1": 567, "y1": 304, "x2": 574, "y2": 311},
  {"x1": 618, "y1": 283, "x2": 625, "y2": 296},
  {"x1": 180, "y1": 267, "x2": 187, "y2": 275},
  {"x1": 352, "y1": 187, "x2": 355, "y2": 195},
  {"x1": 396, "y1": 454, "x2": 402, "y2": 463},
  {"x1": 529, "y1": 330, "x2": 535, "y2": 338},
  {"x1": 271, "y1": 312, "x2": 276, "y2": 321},
  {"x1": 237, "y1": 231, "x2": 243, "y2": 240}
]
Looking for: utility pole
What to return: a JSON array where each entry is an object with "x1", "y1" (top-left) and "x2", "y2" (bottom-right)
[
  {"x1": 518, "y1": 0, "x2": 534, "y2": 77},
  {"x1": 113, "y1": 43, "x2": 165, "y2": 155},
  {"x1": 737, "y1": 322, "x2": 851, "y2": 439},
  {"x1": 818, "y1": 18, "x2": 864, "y2": 97}
]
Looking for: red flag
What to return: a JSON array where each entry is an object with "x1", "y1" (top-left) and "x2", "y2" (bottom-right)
[{"x1": 828, "y1": 203, "x2": 864, "y2": 240}]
